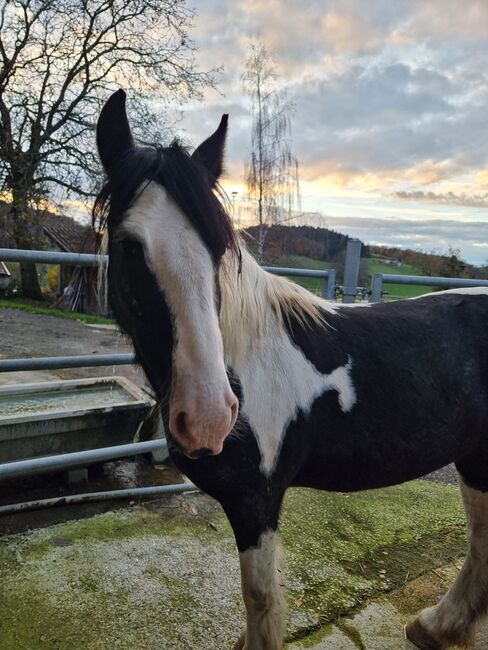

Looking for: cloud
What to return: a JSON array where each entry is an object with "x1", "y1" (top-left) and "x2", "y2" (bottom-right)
[
  {"x1": 394, "y1": 190, "x2": 488, "y2": 208},
  {"x1": 294, "y1": 213, "x2": 488, "y2": 264},
  {"x1": 190, "y1": 0, "x2": 488, "y2": 190},
  {"x1": 178, "y1": 1, "x2": 488, "y2": 265}
]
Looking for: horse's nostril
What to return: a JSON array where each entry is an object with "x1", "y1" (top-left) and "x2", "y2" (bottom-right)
[
  {"x1": 175, "y1": 411, "x2": 188, "y2": 437},
  {"x1": 188, "y1": 447, "x2": 213, "y2": 460}
]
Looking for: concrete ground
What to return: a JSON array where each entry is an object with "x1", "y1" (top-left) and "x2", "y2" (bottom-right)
[
  {"x1": 1, "y1": 307, "x2": 485, "y2": 649},
  {"x1": 1, "y1": 481, "x2": 486, "y2": 650}
]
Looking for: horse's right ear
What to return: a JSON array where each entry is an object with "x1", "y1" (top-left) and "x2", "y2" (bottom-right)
[
  {"x1": 192, "y1": 114, "x2": 228, "y2": 185},
  {"x1": 97, "y1": 90, "x2": 134, "y2": 173}
]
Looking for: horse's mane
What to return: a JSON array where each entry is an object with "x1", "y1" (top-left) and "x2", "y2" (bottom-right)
[{"x1": 219, "y1": 246, "x2": 329, "y2": 368}]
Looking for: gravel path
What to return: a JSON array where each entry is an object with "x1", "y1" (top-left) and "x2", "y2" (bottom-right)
[{"x1": 0, "y1": 306, "x2": 146, "y2": 387}]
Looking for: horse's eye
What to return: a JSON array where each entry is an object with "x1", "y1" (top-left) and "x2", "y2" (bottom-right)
[{"x1": 121, "y1": 238, "x2": 140, "y2": 257}]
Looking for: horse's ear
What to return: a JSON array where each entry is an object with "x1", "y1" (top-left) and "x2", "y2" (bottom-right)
[
  {"x1": 192, "y1": 114, "x2": 228, "y2": 185},
  {"x1": 97, "y1": 90, "x2": 134, "y2": 173}
]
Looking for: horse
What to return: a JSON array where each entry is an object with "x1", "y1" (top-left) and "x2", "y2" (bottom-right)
[{"x1": 94, "y1": 89, "x2": 488, "y2": 650}]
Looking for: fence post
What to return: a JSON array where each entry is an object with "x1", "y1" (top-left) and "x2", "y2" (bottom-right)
[
  {"x1": 322, "y1": 268, "x2": 336, "y2": 300},
  {"x1": 342, "y1": 239, "x2": 362, "y2": 303},
  {"x1": 370, "y1": 273, "x2": 383, "y2": 303}
]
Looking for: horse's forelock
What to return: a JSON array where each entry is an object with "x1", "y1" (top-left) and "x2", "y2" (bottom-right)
[{"x1": 93, "y1": 143, "x2": 239, "y2": 265}]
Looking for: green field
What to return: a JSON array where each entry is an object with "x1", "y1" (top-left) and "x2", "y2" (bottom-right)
[
  {"x1": 263, "y1": 254, "x2": 435, "y2": 301},
  {"x1": 263, "y1": 253, "x2": 336, "y2": 294},
  {"x1": 366, "y1": 257, "x2": 434, "y2": 299}
]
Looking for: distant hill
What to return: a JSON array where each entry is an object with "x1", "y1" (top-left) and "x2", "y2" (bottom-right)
[
  {"x1": 242, "y1": 224, "x2": 368, "y2": 264},
  {"x1": 370, "y1": 244, "x2": 488, "y2": 280}
]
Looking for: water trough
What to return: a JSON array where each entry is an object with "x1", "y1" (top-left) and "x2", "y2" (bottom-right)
[{"x1": 0, "y1": 376, "x2": 154, "y2": 465}]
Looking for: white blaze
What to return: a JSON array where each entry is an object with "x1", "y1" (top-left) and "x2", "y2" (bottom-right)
[{"x1": 120, "y1": 182, "x2": 237, "y2": 453}]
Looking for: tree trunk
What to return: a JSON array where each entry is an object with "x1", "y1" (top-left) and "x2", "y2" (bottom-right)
[
  {"x1": 257, "y1": 222, "x2": 268, "y2": 264},
  {"x1": 9, "y1": 185, "x2": 43, "y2": 300},
  {"x1": 19, "y1": 262, "x2": 42, "y2": 299}
]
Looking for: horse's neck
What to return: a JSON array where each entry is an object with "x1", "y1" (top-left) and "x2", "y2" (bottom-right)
[
  {"x1": 219, "y1": 249, "x2": 337, "y2": 474},
  {"x1": 219, "y1": 247, "x2": 325, "y2": 373},
  {"x1": 219, "y1": 249, "x2": 283, "y2": 371}
]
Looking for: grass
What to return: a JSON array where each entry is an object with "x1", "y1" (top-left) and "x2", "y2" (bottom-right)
[
  {"x1": 0, "y1": 298, "x2": 115, "y2": 325},
  {"x1": 264, "y1": 254, "x2": 337, "y2": 294},
  {"x1": 264, "y1": 253, "x2": 434, "y2": 300},
  {"x1": 365, "y1": 257, "x2": 435, "y2": 299}
]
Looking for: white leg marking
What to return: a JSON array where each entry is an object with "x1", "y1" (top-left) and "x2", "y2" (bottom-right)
[
  {"x1": 238, "y1": 531, "x2": 285, "y2": 650},
  {"x1": 416, "y1": 476, "x2": 488, "y2": 646}
]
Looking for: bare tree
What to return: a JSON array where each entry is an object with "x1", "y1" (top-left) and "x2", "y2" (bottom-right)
[
  {"x1": 242, "y1": 42, "x2": 300, "y2": 262},
  {"x1": 0, "y1": 0, "x2": 216, "y2": 297}
]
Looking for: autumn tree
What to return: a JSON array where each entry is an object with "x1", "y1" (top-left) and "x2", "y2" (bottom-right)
[
  {"x1": 242, "y1": 42, "x2": 300, "y2": 262},
  {"x1": 0, "y1": 0, "x2": 216, "y2": 297}
]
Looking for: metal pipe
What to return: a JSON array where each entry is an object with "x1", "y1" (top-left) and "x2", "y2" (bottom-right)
[
  {"x1": 0, "y1": 248, "x2": 104, "y2": 267},
  {"x1": 0, "y1": 439, "x2": 167, "y2": 479},
  {"x1": 0, "y1": 353, "x2": 135, "y2": 372},
  {"x1": 0, "y1": 248, "x2": 333, "y2": 279},
  {"x1": 263, "y1": 265, "x2": 330, "y2": 278},
  {"x1": 379, "y1": 274, "x2": 488, "y2": 288},
  {"x1": 370, "y1": 273, "x2": 384, "y2": 303},
  {"x1": 0, "y1": 482, "x2": 198, "y2": 516},
  {"x1": 342, "y1": 240, "x2": 362, "y2": 303},
  {"x1": 323, "y1": 268, "x2": 336, "y2": 300}
]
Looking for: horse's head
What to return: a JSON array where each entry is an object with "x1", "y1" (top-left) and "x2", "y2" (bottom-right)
[{"x1": 95, "y1": 90, "x2": 239, "y2": 459}]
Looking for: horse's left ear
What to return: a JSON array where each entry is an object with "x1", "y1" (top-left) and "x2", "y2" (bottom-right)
[
  {"x1": 97, "y1": 89, "x2": 134, "y2": 174},
  {"x1": 192, "y1": 114, "x2": 228, "y2": 185}
]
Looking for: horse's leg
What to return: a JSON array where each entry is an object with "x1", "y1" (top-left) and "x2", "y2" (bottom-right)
[
  {"x1": 225, "y1": 500, "x2": 286, "y2": 650},
  {"x1": 406, "y1": 469, "x2": 488, "y2": 649},
  {"x1": 234, "y1": 529, "x2": 285, "y2": 650}
]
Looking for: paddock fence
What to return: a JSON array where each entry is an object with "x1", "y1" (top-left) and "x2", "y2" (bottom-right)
[
  {"x1": 1, "y1": 244, "x2": 487, "y2": 503},
  {"x1": 0, "y1": 246, "x2": 336, "y2": 511},
  {"x1": 370, "y1": 273, "x2": 488, "y2": 302}
]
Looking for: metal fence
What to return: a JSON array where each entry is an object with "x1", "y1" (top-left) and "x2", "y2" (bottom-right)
[
  {"x1": 0, "y1": 247, "x2": 337, "y2": 299},
  {"x1": 0, "y1": 246, "x2": 338, "y2": 500},
  {"x1": 1, "y1": 244, "x2": 488, "y2": 495},
  {"x1": 370, "y1": 272, "x2": 488, "y2": 303}
]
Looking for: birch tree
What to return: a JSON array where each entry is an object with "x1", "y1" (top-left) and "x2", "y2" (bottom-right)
[{"x1": 242, "y1": 43, "x2": 300, "y2": 262}]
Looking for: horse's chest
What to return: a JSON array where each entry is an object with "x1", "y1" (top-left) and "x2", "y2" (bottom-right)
[{"x1": 236, "y1": 325, "x2": 356, "y2": 476}]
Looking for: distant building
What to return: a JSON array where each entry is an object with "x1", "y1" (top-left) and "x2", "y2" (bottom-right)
[{"x1": 0, "y1": 203, "x2": 102, "y2": 313}]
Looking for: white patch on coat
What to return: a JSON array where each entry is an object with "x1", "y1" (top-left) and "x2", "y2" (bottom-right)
[
  {"x1": 239, "y1": 328, "x2": 356, "y2": 474},
  {"x1": 219, "y1": 249, "x2": 357, "y2": 475},
  {"x1": 238, "y1": 530, "x2": 285, "y2": 650}
]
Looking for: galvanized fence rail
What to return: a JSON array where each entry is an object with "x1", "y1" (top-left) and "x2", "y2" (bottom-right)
[
  {"x1": 370, "y1": 272, "x2": 488, "y2": 302},
  {"x1": 0, "y1": 248, "x2": 337, "y2": 298},
  {"x1": 0, "y1": 247, "x2": 336, "y2": 500}
]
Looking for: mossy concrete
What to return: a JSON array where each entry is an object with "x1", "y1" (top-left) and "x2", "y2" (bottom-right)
[
  {"x1": 0, "y1": 480, "x2": 467, "y2": 649},
  {"x1": 288, "y1": 563, "x2": 488, "y2": 649}
]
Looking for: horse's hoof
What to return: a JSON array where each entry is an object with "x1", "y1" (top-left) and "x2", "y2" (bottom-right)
[
  {"x1": 405, "y1": 620, "x2": 444, "y2": 650},
  {"x1": 232, "y1": 632, "x2": 246, "y2": 650}
]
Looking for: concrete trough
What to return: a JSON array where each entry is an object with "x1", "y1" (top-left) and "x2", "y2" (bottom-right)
[{"x1": 0, "y1": 376, "x2": 154, "y2": 464}]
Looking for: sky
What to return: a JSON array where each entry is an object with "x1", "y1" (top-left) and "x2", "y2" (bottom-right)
[{"x1": 176, "y1": 0, "x2": 488, "y2": 265}]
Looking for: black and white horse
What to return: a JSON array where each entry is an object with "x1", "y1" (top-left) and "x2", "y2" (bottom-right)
[{"x1": 95, "y1": 90, "x2": 488, "y2": 650}]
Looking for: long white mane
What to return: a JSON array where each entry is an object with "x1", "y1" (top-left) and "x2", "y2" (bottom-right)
[{"x1": 219, "y1": 246, "x2": 330, "y2": 369}]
